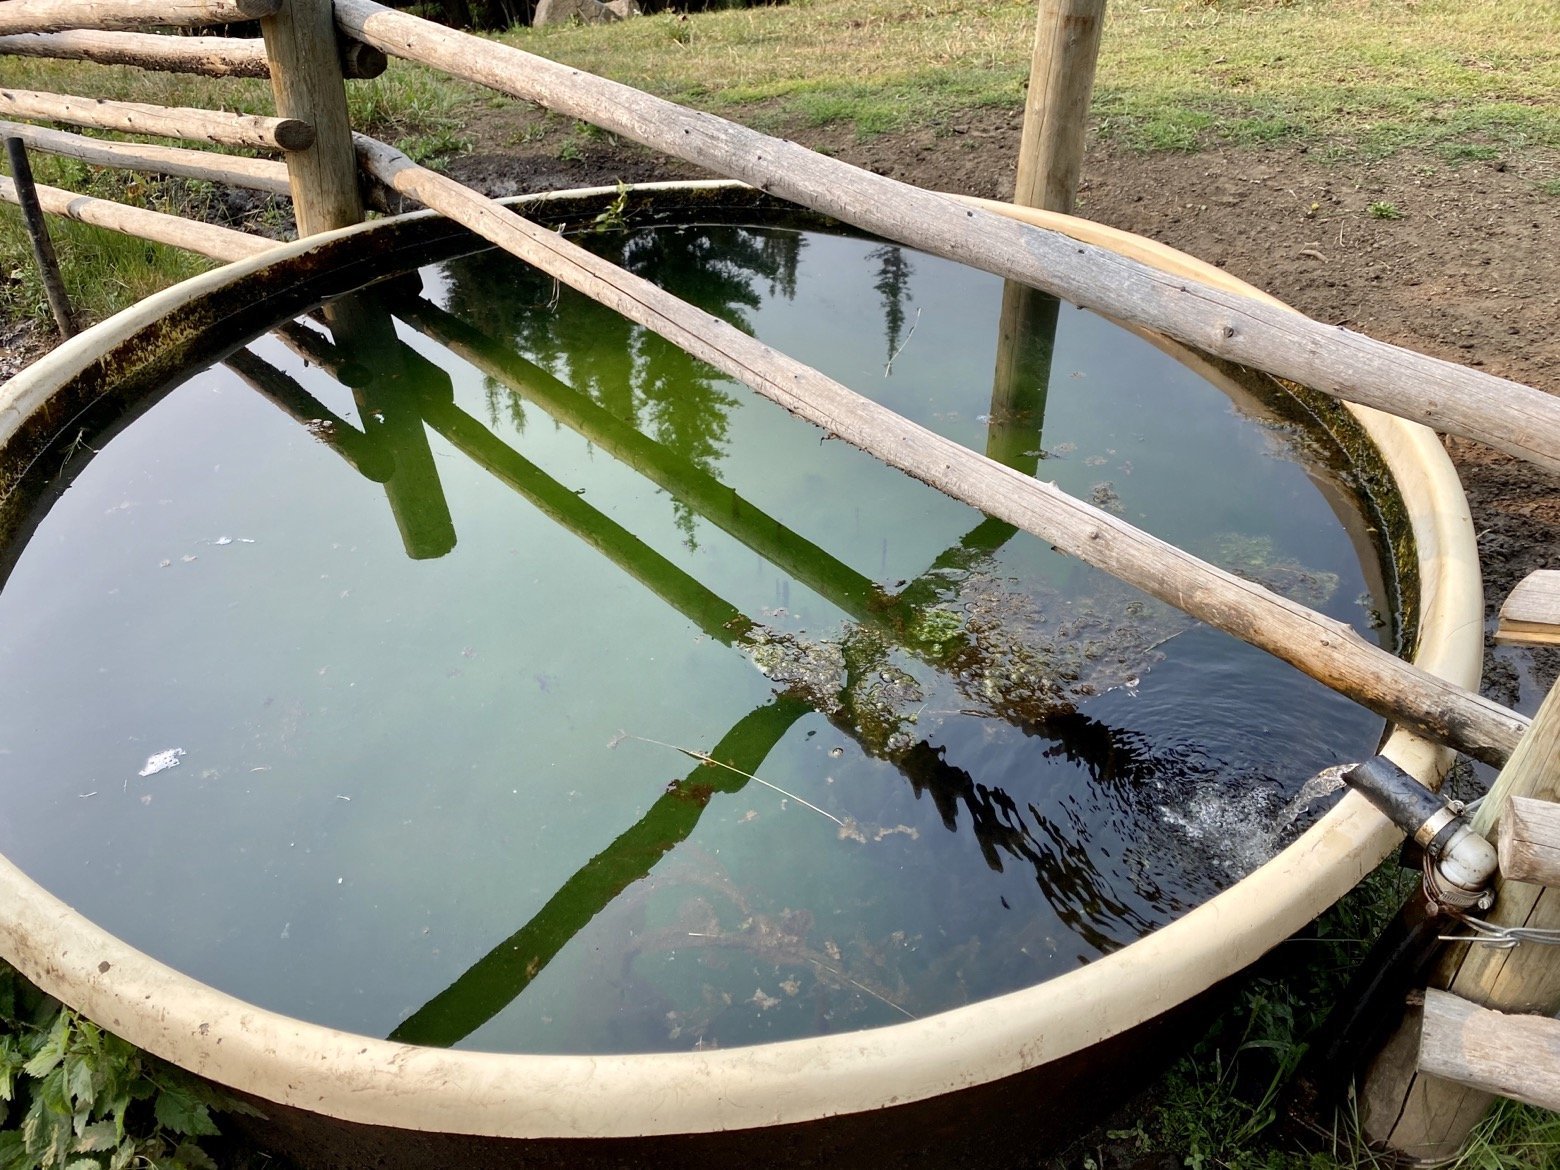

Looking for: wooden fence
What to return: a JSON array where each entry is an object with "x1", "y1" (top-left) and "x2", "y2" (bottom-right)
[{"x1": 1, "y1": 0, "x2": 1558, "y2": 1157}]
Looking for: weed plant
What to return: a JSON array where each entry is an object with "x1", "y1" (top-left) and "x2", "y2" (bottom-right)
[
  {"x1": 0, "y1": 961, "x2": 248, "y2": 1170},
  {"x1": 1123, "y1": 860, "x2": 1560, "y2": 1170}
]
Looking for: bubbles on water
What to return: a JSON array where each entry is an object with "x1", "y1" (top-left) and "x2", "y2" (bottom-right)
[{"x1": 1155, "y1": 762, "x2": 1356, "y2": 881}]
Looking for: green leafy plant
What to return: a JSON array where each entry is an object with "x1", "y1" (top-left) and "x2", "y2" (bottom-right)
[
  {"x1": 1366, "y1": 200, "x2": 1403, "y2": 219},
  {"x1": 0, "y1": 962, "x2": 255, "y2": 1170},
  {"x1": 587, "y1": 182, "x2": 632, "y2": 233}
]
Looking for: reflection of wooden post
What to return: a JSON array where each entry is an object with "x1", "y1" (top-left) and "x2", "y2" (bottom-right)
[
  {"x1": 988, "y1": 285, "x2": 1058, "y2": 474},
  {"x1": 1013, "y1": 0, "x2": 1106, "y2": 215},
  {"x1": 1360, "y1": 678, "x2": 1560, "y2": 1160},
  {"x1": 261, "y1": 0, "x2": 362, "y2": 236},
  {"x1": 326, "y1": 294, "x2": 456, "y2": 559}
]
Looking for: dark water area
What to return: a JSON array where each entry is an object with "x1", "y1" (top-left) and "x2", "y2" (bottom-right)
[{"x1": 0, "y1": 225, "x2": 1390, "y2": 1055}]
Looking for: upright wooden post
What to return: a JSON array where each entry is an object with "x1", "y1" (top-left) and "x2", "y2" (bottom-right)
[
  {"x1": 1360, "y1": 678, "x2": 1560, "y2": 1161},
  {"x1": 996, "y1": 0, "x2": 1102, "y2": 478},
  {"x1": 1013, "y1": 0, "x2": 1106, "y2": 215},
  {"x1": 260, "y1": 0, "x2": 362, "y2": 236}
]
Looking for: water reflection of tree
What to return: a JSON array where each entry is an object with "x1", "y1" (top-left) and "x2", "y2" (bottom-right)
[
  {"x1": 442, "y1": 225, "x2": 807, "y2": 516},
  {"x1": 868, "y1": 244, "x2": 914, "y2": 369}
]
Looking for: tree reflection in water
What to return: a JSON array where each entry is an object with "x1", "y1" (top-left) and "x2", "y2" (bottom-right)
[{"x1": 444, "y1": 226, "x2": 808, "y2": 544}]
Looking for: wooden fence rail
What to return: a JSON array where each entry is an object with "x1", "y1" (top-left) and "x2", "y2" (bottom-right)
[
  {"x1": 0, "y1": 0, "x2": 280, "y2": 36},
  {"x1": 0, "y1": 120, "x2": 292, "y2": 194},
  {"x1": 0, "y1": 30, "x2": 273, "y2": 76},
  {"x1": 0, "y1": 29, "x2": 385, "y2": 79},
  {"x1": 0, "y1": 174, "x2": 272, "y2": 259},
  {"x1": 0, "y1": 89, "x2": 314, "y2": 151},
  {"x1": 1418, "y1": 990, "x2": 1560, "y2": 1115}
]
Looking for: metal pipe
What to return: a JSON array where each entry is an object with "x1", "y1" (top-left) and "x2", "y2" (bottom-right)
[{"x1": 1343, "y1": 756, "x2": 1498, "y2": 908}]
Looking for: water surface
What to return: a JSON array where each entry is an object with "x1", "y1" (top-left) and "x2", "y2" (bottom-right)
[{"x1": 0, "y1": 224, "x2": 1388, "y2": 1054}]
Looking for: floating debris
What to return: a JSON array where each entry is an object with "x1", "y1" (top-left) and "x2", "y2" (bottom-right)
[{"x1": 138, "y1": 748, "x2": 185, "y2": 777}]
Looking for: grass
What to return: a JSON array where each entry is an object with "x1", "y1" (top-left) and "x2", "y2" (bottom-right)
[{"x1": 506, "y1": 0, "x2": 1560, "y2": 152}]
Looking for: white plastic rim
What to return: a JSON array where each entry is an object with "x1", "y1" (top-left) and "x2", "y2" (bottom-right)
[{"x1": 0, "y1": 181, "x2": 1482, "y2": 1139}]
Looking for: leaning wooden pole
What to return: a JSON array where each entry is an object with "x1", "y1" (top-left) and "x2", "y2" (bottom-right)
[
  {"x1": 354, "y1": 134, "x2": 1527, "y2": 766},
  {"x1": 1360, "y1": 679, "x2": 1560, "y2": 1160},
  {"x1": 335, "y1": 0, "x2": 1560, "y2": 476},
  {"x1": 3, "y1": 137, "x2": 76, "y2": 339},
  {"x1": 262, "y1": 0, "x2": 363, "y2": 235}
]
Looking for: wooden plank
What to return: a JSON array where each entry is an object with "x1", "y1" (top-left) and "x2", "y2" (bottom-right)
[
  {"x1": 1497, "y1": 796, "x2": 1560, "y2": 888},
  {"x1": 351, "y1": 132, "x2": 1533, "y2": 767},
  {"x1": 1419, "y1": 989, "x2": 1560, "y2": 1112},
  {"x1": 1363, "y1": 679, "x2": 1560, "y2": 1160},
  {"x1": 1496, "y1": 570, "x2": 1560, "y2": 648},
  {"x1": 0, "y1": 30, "x2": 269, "y2": 76},
  {"x1": 262, "y1": 0, "x2": 362, "y2": 235},
  {"x1": 0, "y1": 119, "x2": 291, "y2": 195},
  {"x1": 0, "y1": 174, "x2": 274, "y2": 261},
  {"x1": 0, "y1": 0, "x2": 280, "y2": 36},
  {"x1": 1013, "y1": 0, "x2": 1106, "y2": 214},
  {"x1": 0, "y1": 89, "x2": 313, "y2": 152},
  {"x1": 334, "y1": 0, "x2": 1560, "y2": 477}
]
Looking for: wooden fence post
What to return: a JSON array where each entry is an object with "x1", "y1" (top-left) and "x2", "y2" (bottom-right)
[
  {"x1": 994, "y1": 0, "x2": 1103, "y2": 481},
  {"x1": 260, "y1": 0, "x2": 362, "y2": 236},
  {"x1": 1359, "y1": 677, "x2": 1560, "y2": 1161},
  {"x1": 1013, "y1": 0, "x2": 1106, "y2": 215}
]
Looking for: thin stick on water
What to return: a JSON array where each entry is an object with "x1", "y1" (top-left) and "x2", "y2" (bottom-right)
[
  {"x1": 883, "y1": 306, "x2": 921, "y2": 378},
  {"x1": 613, "y1": 731, "x2": 844, "y2": 826},
  {"x1": 810, "y1": 958, "x2": 916, "y2": 1020}
]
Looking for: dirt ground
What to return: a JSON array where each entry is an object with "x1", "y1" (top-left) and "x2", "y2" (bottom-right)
[{"x1": 445, "y1": 109, "x2": 1560, "y2": 714}]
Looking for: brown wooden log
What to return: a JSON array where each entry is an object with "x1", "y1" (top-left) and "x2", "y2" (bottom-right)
[
  {"x1": 0, "y1": 88, "x2": 313, "y2": 152},
  {"x1": 1013, "y1": 0, "x2": 1105, "y2": 214},
  {"x1": 0, "y1": 29, "x2": 385, "y2": 79},
  {"x1": 1497, "y1": 796, "x2": 1560, "y2": 888},
  {"x1": 334, "y1": 0, "x2": 1560, "y2": 476},
  {"x1": 0, "y1": 174, "x2": 273, "y2": 261},
  {"x1": 353, "y1": 132, "x2": 1529, "y2": 767},
  {"x1": 0, "y1": 119, "x2": 290, "y2": 195},
  {"x1": 1361, "y1": 679, "x2": 1560, "y2": 1159},
  {"x1": 1495, "y1": 570, "x2": 1560, "y2": 648},
  {"x1": 0, "y1": 30, "x2": 270, "y2": 76},
  {"x1": 0, "y1": 0, "x2": 279, "y2": 36},
  {"x1": 262, "y1": 0, "x2": 362, "y2": 235},
  {"x1": 1418, "y1": 989, "x2": 1560, "y2": 1113}
]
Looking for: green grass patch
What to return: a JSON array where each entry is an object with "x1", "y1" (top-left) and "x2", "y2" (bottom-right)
[
  {"x1": 504, "y1": 0, "x2": 1560, "y2": 152},
  {"x1": 0, "y1": 156, "x2": 226, "y2": 326}
]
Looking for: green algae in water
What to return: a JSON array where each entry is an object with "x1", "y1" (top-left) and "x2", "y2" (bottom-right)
[{"x1": 0, "y1": 224, "x2": 1391, "y2": 1055}]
